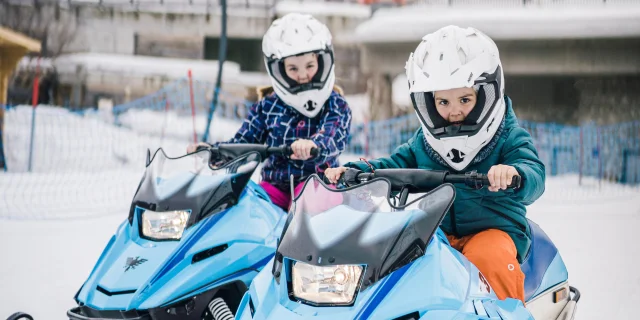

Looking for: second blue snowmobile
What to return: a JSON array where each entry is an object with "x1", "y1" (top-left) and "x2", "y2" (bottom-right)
[{"x1": 236, "y1": 168, "x2": 580, "y2": 320}]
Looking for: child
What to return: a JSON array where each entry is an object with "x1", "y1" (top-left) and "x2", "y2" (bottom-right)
[
  {"x1": 188, "y1": 13, "x2": 352, "y2": 211},
  {"x1": 325, "y1": 25, "x2": 545, "y2": 304}
]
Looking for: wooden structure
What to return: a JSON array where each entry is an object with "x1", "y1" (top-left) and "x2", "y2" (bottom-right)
[{"x1": 0, "y1": 26, "x2": 41, "y2": 105}]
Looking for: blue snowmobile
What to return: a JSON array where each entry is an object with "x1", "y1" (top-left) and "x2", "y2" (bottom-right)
[
  {"x1": 236, "y1": 168, "x2": 580, "y2": 320},
  {"x1": 7, "y1": 144, "x2": 317, "y2": 320}
]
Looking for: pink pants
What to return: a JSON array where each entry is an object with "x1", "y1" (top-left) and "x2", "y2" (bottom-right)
[{"x1": 259, "y1": 181, "x2": 306, "y2": 211}]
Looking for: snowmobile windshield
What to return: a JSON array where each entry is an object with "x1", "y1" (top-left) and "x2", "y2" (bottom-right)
[
  {"x1": 274, "y1": 175, "x2": 455, "y2": 293},
  {"x1": 128, "y1": 148, "x2": 261, "y2": 228}
]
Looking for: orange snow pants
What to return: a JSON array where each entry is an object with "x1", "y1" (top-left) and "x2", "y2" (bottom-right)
[{"x1": 446, "y1": 229, "x2": 526, "y2": 304}]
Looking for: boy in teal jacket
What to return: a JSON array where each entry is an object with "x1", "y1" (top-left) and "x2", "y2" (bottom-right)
[{"x1": 325, "y1": 25, "x2": 545, "y2": 303}]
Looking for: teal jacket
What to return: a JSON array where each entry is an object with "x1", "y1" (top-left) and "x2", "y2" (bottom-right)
[{"x1": 345, "y1": 97, "x2": 545, "y2": 262}]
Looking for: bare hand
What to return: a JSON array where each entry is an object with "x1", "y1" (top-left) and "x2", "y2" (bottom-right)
[
  {"x1": 487, "y1": 164, "x2": 520, "y2": 192},
  {"x1": 325, "y1": 167, "x2": 348, "y2": 184},
  {"x1": 187, "y1": 142, "x2": 210, "y2": 154},
  {"x1": 290, "y1": 139, "x2": 317, "y2": 160}
]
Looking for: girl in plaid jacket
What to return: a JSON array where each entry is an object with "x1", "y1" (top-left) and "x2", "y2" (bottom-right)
[{"x1": 189, "y1": 13, "x2": 352, "y2": 211}]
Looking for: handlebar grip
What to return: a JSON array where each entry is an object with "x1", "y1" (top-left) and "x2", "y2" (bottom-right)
[
  {"x1": 356, "y1": 172, "x2": 374, "y2": 182},
  {"x1": 333, "y1": 168, "x2": 366, "y2": 187},
  {"x1": 480, "y1": 174, "x2": 521, "y2": 190},
  {"x1": 280, "y1": 146, "x2": 322, "y2": 158},
  {"x1": 281, "y1": 146, "x2": 293, "y2": 156},
  {"x1": 195, "y1": 145, "x2": 210, "y2": 152},
  {"x1": 509, "y1": 175, "x2": 522, "y2": 189}
]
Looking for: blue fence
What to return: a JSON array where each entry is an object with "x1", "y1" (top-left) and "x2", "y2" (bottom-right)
[
  {"x1": 112, "y1": 78, "x2": 251, "y2": 123},
  {"x1": 347, "y1": 114, "x2": 640, "y2": 184}
]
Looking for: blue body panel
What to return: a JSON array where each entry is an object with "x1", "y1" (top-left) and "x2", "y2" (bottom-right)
[
  {"x1": 238, "y1": 212, "x2": 569, "y2": 320},
  {"x1": 75, "y1": 181, "x2": 286, "y2": 311},
  {"x1": 521, "y1": 219, "x2": 568, "y2": 301}
]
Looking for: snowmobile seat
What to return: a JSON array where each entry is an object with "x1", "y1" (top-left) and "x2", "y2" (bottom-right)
[{"x1": 521, "y1": 219, "x2": 569, "y2": 302}]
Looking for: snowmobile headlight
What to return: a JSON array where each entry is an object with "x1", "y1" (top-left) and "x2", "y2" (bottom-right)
[
  {"x1": 291, "y1": 261, "x2": 363, "y2": 305},
  {"x1": 141, "y1": 210, "x2": 190, "y2": 240}
]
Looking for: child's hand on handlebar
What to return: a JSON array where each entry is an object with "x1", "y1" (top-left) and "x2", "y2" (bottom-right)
[
  {"x1": 487, "y1": 165, "x2": 520, "y2": 192},
  {"x1": 186, "y1": 142, "x2": 211, "y2": 154},
  {"x1": 290, "y1": 139, "x2": 317, "y2": 160},
  {"x1": 325, "y1": 167, "x2": 348, "y2": 184}
]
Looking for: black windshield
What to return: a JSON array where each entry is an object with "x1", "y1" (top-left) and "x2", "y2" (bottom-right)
[
  {"x1": 273, "y1": 175, "x2": 455, "y2": 290},
  {"x1": 128, "y1": 148, "x2": 261, "y2": 227}
]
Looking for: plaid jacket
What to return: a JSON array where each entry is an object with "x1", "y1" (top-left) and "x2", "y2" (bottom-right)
[{"x1": 218, "y1": 90, "x2": 352, "y2": 188}]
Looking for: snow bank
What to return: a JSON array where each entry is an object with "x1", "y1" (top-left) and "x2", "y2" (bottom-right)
[
  {"x1": 116, "y1": 108, "x2": 243, "y2": 144},
  {"x1": 2, "y1": 106, "x2": 185, "y2": 173},
  {"x1": 0, "y1": 169, "x2": 141, "y2": 220},
  {"x1": 0, "y1": 105, "x2": 364, "y2": 219},
  {"x1": 1, "y1": 105, "x2": 244, "y2": 174},
  {"x1": 53, "y1": 53, "x2": 242, "y2": 83}
]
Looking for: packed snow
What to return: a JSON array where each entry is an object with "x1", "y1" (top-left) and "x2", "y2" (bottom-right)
[
  {"x1": 0, "y1": 106, "x2": 359, "y2": 220},
  {"x1": 1, "y1": 178, "x2": 638, "y2": 319},
  {"x1": 1, "y1": 106, "x2": 639, "y2": 319},
  {"x1": 0, "y1": 105, "x2": 243, "y2": 220},
  {"x1": 1, "y1": 105, "x2": 242, "y2": 174},
  {"x1": 53, "y1": 53, "x2": 242, "y2": 83}
]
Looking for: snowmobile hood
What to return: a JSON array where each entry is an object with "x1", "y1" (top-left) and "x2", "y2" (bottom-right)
[
  {"x1": 74, "y1": 180, "x2": 288, "y2": 312},
  {"x1": 75, "y1": 213, "x2": 185, "y2": 310},
  {"x1": 95, "y1": 233, "x2": 177, "y2": 295},
  {"x1": 238, "y1": 228, "x2": 535, "y2": 320}
]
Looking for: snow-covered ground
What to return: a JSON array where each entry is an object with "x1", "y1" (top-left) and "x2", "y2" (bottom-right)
[
  {"x1": 2, "y1": 105, "x2": 242, "y2": 174},
  {"x1": 1, "y1": 106, "x2": 639, "y2": 319},
  {"x1": 1, "y1": 106, "x2": 244, "y2": 220},
  {"x1": 1, "y1": 176, "x2": 638, "y2": 319}
]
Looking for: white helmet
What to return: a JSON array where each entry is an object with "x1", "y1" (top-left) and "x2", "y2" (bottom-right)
[
  {"x1": 262, "y1": 13, "x2": 336, "y2": 118},
  {"x1": 405, "y1": 25, "x2": 506, "y2": 171}
]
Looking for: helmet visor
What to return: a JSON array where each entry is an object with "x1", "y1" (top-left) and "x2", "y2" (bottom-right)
[{"x1": 266, "y1": 49, "x2": 334, "y2": 95}]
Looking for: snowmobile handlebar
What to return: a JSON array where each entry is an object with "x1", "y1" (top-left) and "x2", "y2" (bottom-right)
[
  {"x1": 339, "y1": 168, "x2": 521, "y2": 192},
  {"x1": 196, "y1": 143, "x2": 321, "y2": 160}
]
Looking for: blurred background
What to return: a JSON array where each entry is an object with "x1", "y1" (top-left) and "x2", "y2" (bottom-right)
[{"x1": 1, "y1": 0, "x2": 639, "y2": 319}]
